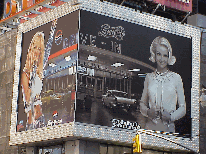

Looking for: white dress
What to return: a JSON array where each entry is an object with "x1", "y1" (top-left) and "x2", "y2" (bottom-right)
[
  {"x1": 140, "y1": 70, "x2": 186, "y2": 132},
  {"x1": 22, "y1": 64, "x2": 43, "y2": 113}
]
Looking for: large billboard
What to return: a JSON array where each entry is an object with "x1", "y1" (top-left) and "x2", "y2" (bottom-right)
[
  {"x1": 16, "y1": 11, "x2": 78, "y2": 132},
  {"x1": 76, "y1": 10, "x2": 192, "y2": 135},
  {"x1": 200, "y1": 32, "x2": 206, "y2": 154}
]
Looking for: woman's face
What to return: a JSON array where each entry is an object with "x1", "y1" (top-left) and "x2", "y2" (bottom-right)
[
  {"x1": 155, "y1": 45, "x2": 169, "y2": 70},
  {"x1": 31, "y1": 37, "x2": 42, "y2": 62}
]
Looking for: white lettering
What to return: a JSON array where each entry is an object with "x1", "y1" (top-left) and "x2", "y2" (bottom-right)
[
  {"x1": 47, "y1": 119, "x2": 62, "y2": 127},
  {"x1": 111, "y1": 119, "x2": 141, "y2": 130},
  {"x1": 178, "y1": 0, "x2": 190, "y2": 3},
  {"x1": 98, "y1": 24, "x2": 125, "y2": 41}
]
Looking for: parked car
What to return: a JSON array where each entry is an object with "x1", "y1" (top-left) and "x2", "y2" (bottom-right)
[{"x1": 102, "y1": 90, "x2": 137, "y2": 111}]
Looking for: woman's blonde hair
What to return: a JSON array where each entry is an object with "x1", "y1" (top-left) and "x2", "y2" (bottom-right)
[
  {"x1": 28, "y1": 32, "x2": 45, "y2": 79},
  {"x1": 29, "y1": 32, "x2": 45, "y2": 54},
  {"x1": 149, "y1": 36, "x2": 176, "y2": 65}
]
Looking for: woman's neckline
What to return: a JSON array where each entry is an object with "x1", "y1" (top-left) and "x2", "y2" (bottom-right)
[{"x1": 155, "y1": 69, "x2": 170, "y2": 76}]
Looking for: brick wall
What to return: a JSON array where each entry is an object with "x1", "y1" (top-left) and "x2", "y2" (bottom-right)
[{"x1": 0, "y1": 29, "x2": 18, "y2": 154}]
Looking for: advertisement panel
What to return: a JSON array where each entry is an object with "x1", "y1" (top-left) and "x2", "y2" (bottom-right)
[
  {"x1": 200, "y1": 31, "x2": 206, "y2": 154},
  {"x1": 77, "y1": 10, "x2": 192, "y2": 135},
  {"x1": 152, "y1": 0, "x2": 192, "y2": 12},
  {"x1": 17, "y1": 11, "x2": 78, "y2": 132}
]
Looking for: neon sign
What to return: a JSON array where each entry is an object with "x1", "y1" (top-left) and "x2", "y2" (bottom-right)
[
  {"x1": 1, "y1": 0, "x2": 65, "y2": 24},
  {"x1": 3, "y1": 0, "x2": 41, "y2": 19}
]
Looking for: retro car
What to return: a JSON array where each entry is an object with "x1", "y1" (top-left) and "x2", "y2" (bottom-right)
[{"x1": 102, "y1": 90, "x2": 137, "y2": 110}]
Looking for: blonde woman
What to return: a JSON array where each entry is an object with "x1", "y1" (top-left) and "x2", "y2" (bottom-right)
[
  {"x1": 140, "y1": 36, "x2": 186, "y2": 132},
  {"x1": 20, "y1": 19, "x2": 57, "y2": 130},
  {"x1": 21, "y1": 32, "x2": 45, "y2": 130}
]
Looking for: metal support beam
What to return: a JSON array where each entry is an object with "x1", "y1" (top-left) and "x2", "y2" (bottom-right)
[
  {"x1": 30, "y1": 10, "x2": 43, "y2": 15},
  {"x1": 203, "y1": 29, "x2": 206, "y2": 33},
  {"x1": 60, "y1": 0, "x2": 71, "y2": 2},
  {"x1": 152, "y1": 3, "x2": 161, "y2": 14},
  {"x1": 181, "y1": 12, "x2": 191, "y2": 24},
  {"x1": 120, "y1": 0, "x2": 125, "y2": 6},
  {"x1": 42, "y1": 4, "x2": 56, "y2": 9},
  {"x1": 0, "y1": 26, "x2": 12, "y2": 31},
  {"x1": 20, "y1": 16, "x2": 31, "y2": 20}
]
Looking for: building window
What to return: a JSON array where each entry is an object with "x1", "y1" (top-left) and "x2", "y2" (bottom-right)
[
  {"x1": 38, "y1": 145, "x2": 65, "y2": 154},
  {"x1": 100, "y1": 144, "x2": 132, "y2": 154}
]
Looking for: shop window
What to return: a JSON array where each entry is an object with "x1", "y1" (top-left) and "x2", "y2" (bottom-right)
[
  {"x1": 117, "y1": 79, "x2": 121, "y2": 91},
  {"x1": 125, "y1": 78, "x2": 128, "y2": 93},
  {"x1": 97, "y1": 79, "x2": 102, "y2": 91},
  {"x1": 38, "y1": 145, "x2": 65, "y2": 154},
  {"x1": 105, "y1": 77, "x2": 110, "y2": 90},
  {"x1": 110, "y1": 78, "x2": 115, "y2": 90},
  {"x1": 82, "y1": 75, "x2": 86, "y2": 85},
  {"x1": 121, "y1": 79, "x2": 124, "y2": 92}
]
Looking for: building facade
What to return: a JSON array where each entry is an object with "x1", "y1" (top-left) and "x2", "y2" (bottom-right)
[{"x1": 0, "y1": 0, "x2": 204, "y2": 153}]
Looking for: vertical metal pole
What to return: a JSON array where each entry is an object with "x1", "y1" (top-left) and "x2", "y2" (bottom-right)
[{"x1": 124, "y1": 77, "x2": 125, "y2": 92}]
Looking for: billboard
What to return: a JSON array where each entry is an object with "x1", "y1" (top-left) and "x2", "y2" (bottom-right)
[
  {"x1": 16, "y1": 11, "x2": 78, "y2": 132},
  {"x1": 76, "y1": 10, "x2": 192, "y2": 135},
  {"x1": 200, "y1": 31, "x2": 206, "y2": 154},
  {"x1": 152, "y1": 0, "x2": 192, "y2": 12}
]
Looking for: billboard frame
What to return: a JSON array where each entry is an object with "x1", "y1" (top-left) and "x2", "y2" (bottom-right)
[
  {"x1": 10, "y1": 0, "x2": 201, "y2": 153},
  {"x1": 11, "y1": 1, "x2": 79, "y2": 145}
]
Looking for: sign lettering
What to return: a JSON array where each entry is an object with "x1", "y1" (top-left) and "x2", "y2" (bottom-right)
[{"x1": 98, "y1": 24, "x2": 125, "y2": 41}]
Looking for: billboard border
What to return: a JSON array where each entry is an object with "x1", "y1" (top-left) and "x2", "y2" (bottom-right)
[
  {"x1": 10, "y1": 0, "x2": 201, "y2": 153},
  {"x1": 10, "y1": 0, "x2": 79, "y2": 146},
  {"x1": 77, "y1": 0, "x2": 201, "y2": 152}
]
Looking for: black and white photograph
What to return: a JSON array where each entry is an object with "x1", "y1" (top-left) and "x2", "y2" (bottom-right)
[{"x1": 76, "y1": 10, "x2": 192, "y2": 135}]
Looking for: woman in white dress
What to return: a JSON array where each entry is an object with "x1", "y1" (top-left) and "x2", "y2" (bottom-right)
[
  {"x1": 21, "y1": 32, "x2": 45, "y2": 130},
  {"x1": 140, "y1": 36, "x2": 186, "y2": 132}
]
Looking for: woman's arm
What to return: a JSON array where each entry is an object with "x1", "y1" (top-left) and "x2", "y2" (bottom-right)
[
  {"x1": 37, "y1": 50, "x2": 44, "y2": 80},
  {"x1": 22, "y1": 52, "x2": 32, "y2": 103},
  {"x1": 140, "y1": 74, "x2": 149, "y2": 117},
  {"x1": 170, "y1": 74, "x2": 186, "y2": 122},
  {"x1": 22, "y1": 71, "x2": 31, "y2": 104},
  {"x1": 43, "y1": 19, "x2": 57, "y2": 69}
]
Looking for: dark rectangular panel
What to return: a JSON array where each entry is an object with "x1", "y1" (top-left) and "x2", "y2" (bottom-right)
[{"x1": 76, "y1": 10, "x2": 192, "y2": 135}]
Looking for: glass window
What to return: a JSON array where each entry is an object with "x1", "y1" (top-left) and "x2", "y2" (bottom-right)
[
  {"x1": 119, "y1": 146, "x2": 132, "y2": 154},
  {"x1": 100, "y1": 144, "x2": 132, "y2": 154},
  {"x1": 97, "y1": 79, "x2": 102, "y2": 91},
  {"x1": 38, "y1": 145, "x2": 64, "y2": 154},
  {"x1": 82, "y1": 75, "x2": 86, "y2": 85}
]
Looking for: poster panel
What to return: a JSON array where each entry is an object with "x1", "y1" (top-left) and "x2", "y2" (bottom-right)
[
  {"x1": 77, "y1": 10, "x2": 192, "y2": 135},
  {"x1": 200, "y1": 32, "x2": 206, "y2": 93},
  {"x1": 17, "y1": 11, "x2": 78, "y2": 132},
  {"x1": 200, "y1": 31, "x2": 206, "y2": 154}
]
